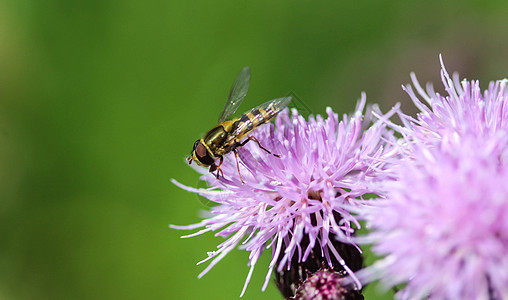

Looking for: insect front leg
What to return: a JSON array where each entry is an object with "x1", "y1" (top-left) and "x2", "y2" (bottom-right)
[
  {"x1": 239, "y1": 136, "x2": 280, "y2": 157},
  {"x1": 209, "y1": 156, "x2": 224, "y2": 180}
]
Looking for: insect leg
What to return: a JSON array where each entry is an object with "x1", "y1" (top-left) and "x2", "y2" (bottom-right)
[
  {"x1": 233, "y1": 149, "x2": 245, "y2": 184},
  {"x1": 239, "y1": 136, "x2": 280, "y2": 157},
  {"x1": 209, "y1": 157, "x2": 224, "y2": 180}
]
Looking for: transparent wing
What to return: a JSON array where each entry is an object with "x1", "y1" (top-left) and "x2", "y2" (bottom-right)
[
  {"x1": 254, "y1": 96, "x2": 292, "y2": 114},
  {"x1": 218, "y1": 66, "x2": 250, "y2": 122}
]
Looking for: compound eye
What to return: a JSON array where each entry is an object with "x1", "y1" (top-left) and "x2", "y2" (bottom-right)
[
  {"x1": 194, "y1": 142, "x2": 215, "y2": 165},
  {"x1": 195, "y1": 142, "x2": 207, "y2": 158}
]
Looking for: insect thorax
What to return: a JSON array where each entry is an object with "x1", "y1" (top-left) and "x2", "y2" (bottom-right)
[{"x1": 203, "y1": 124, "x2": 230, "y2": 155}]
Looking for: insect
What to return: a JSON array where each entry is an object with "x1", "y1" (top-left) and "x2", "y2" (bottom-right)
[{"x1": 187, "y1": 66, "x2": 291, "y2": 183}]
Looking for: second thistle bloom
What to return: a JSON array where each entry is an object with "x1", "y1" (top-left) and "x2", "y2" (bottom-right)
[
  {"x1": 400, "y1": 59, "x2": 508, "y2": 146},
  {"x1": 358, "y1": 61, "x2": 508, "y2": 299},
  {"x1": 172, "y1": 95, "x2": 395, "y2": 296}
]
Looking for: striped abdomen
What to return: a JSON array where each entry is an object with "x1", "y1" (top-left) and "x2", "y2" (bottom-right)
[{"x1": 225, "y1": 101, "x2": 283, "y2": 145}]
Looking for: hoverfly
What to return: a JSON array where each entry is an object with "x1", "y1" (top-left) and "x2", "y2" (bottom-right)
[{"x1": 188, "y1": 66, "x2": 291, "y2": 183}]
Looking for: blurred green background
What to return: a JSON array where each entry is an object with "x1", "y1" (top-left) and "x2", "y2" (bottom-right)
[{"x1": 1, "y1": 0, "x2": 506, "y2": 299}]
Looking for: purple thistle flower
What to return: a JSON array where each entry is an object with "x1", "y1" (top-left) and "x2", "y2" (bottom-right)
[
  {"x1": 398, "y1": 56, "x2": 508, "y2": 147},
  {"x1": 172, "y1": 95, "x2": 396, "y2": 297},
  {"x1": 357, "y1": 59, "x2": 508, "y2": 299}
]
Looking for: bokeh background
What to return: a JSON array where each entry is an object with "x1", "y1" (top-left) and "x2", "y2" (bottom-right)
[{"x1": 1, "y1": 0, "x2": 507, "y2": 299}]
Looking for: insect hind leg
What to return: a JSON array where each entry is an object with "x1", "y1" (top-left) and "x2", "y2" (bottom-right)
[{"x1": 239, "y1": 136, "x2": 280, "y2": 158}]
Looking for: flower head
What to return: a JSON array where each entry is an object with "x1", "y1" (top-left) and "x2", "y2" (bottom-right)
[
  {"x1": 358, "y1": 59, "x2": 508, "y2": 299},
  {"x1": 399, "y1": 56, "x2": 508, "y2": 147},
  {"x1": 172, "y1": 95, "x2": 395, "y2": 296},
  {"x1": 293, "y1": 268, "x2": 364, "y2": 300}
]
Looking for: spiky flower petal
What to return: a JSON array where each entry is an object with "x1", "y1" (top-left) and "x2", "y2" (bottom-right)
[{"x1": 399, "y1": 58, "x2": 508, "y2": 146}]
